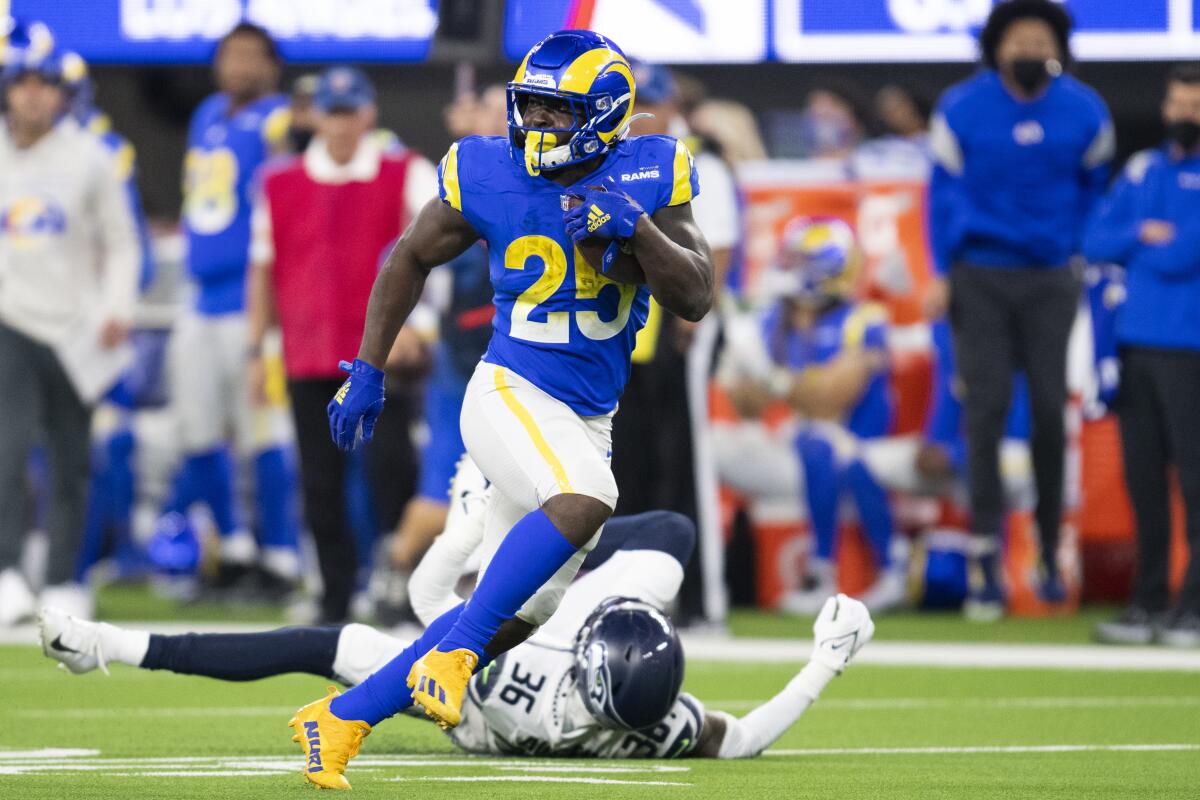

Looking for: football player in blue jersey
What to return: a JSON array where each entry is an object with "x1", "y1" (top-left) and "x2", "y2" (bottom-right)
[
  {"x1": 167, "y1": 22, "x2": 301, "y2": 601},
  {"x1": 715, "y1": 218, "x2": 905, "y2": 614},
  {"x1": 303, "y1": 29, "x2": 713, "y2": 788}
]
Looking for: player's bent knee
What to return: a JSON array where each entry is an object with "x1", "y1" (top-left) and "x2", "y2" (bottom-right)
[{"x1": 542, "y1": 493, "x2": 613, "y2": 549}]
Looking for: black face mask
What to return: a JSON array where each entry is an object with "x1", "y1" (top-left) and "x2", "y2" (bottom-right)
[
  {"x1": 1166, "y1": 120, "x2": 1200, "y2": 152},
  {"x1": 1006, "y1": 58, "x2": 1060, "y2": 94},
  {"x1": 288, "y1": 126, "x2": 314, "y2": 153}
]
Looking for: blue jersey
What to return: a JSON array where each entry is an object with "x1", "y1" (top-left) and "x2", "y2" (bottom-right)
[
  {"x1": 437, "y1": 134, "x2": 699, "y2": 416},
  {"x1": 930, "y1": 71, "x2": 1112, "y2": 273},
  {"x1": 761, "y1": 301, "x2": 893, "y2": 438},
  {"x1": 1082, "y1": 146, "x2": 1200, "y2": 353},
  {"x1": 183, "y1": 93, "x2": 289, "y2": 315},
  {"x1": 81, "y1": 110, "x2": 154, "y2": 291}
]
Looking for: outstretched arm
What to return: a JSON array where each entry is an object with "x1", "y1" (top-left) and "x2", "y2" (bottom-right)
[
  {"x1": 687, "y1": 595, "x2": 875, "y2": 759},
  {"x1": 356, "y1": 197, "x2": 480, "y2": 368}
]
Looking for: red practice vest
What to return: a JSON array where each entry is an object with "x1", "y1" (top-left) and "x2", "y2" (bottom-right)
[{"x1": 263, "y1": 151, "x2": 412, "y2": 379}]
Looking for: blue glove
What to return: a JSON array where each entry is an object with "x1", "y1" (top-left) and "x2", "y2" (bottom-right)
[
  {"x1": 326, "y1": 358, "x2": 385, "y2": 451},
  {"x1": 564, "y1": 176, "x2": 644, "y2": 243}
]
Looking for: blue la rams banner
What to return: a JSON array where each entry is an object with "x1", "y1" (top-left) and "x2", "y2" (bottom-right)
[{"x1": 7, "y1": 0, "x2": 439, "y2": 63}]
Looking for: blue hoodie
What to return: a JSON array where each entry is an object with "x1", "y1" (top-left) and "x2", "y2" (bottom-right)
[
  {"x1": 1082, "y1": 146, "x2": 1200, "y2": 353},
  {"x1": 929, "y1": 71, "x2": 1113, "y2": 273}
]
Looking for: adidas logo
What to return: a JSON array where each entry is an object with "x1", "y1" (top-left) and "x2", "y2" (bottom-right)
[
  {"x1": 586, "y1": 204, "x2": 611, "y2": 235},
  {"x1": 304, "y1": 721, "x2": 324, "y2": 772},
  {"x1": 333, "y1": 381, "x2": 351, "y2": 405}
]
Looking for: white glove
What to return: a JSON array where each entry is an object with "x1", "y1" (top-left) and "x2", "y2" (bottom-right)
[{"x1": 810, "y1": 593, "x2": 875, "y2": 674}]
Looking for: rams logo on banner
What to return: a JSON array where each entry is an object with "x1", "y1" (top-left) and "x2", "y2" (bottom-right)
[{"x1": 0, "y1": 196, "x2": 68, "y2": 249}]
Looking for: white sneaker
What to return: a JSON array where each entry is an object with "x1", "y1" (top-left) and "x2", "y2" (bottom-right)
[
  {"x1": 39, "y1": 583, "x2": 95, "y2": 621},
  {"x1": 38, "y1": 606, "x2": 108, "y2": 675},
  {"x1": 0, "y1": 568, "x2": 36, "y2": 627},
  {"x1": 859, "y1": 567, "x2": 908, "y2": 613},
  {"x1": 778, "y1": 558, "x2": 836, "y2": 616}
]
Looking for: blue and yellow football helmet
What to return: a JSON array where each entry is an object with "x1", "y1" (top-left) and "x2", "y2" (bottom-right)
[
  {"x1": 1, "y1": 16, "x2": 55, "y2": 67},
  {"x1": 768, "y1": 216, "x2": 862, "y2": 305},
  {"x1": 507, "y1": 29, "x2": 637, "y2": 176}
]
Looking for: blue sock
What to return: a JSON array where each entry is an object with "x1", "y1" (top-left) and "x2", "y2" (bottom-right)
[
  {"x1": 253, "y1": 447, "x2": 300, "y2": 552},
  {"x1": 842, "y1": 458, "x2": 895, "y2": 568},
  {"x1": 796, "y1": 433, "x2": 839, "y2": 561},
  {"x1": 187, "y1": 449, "x2": 240, "y2": 536},
  {"x1": 438, "y1": 508, "x2": 578, "y2": 656},
  {"x1": 330, "y1": 603, "x2": 469, "y2": 725}
]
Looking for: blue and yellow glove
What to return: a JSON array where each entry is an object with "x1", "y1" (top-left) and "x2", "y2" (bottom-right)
[
  {"x1": 564, "y1": 176, "x2": 644, "y2": 243},
  {"x1": 326, "y1": 359, "x2": 384, "y2": 451}
]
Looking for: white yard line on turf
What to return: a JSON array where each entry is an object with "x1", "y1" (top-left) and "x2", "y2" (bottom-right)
[
  {"x1": 387, "y1": 776, "x2": 691, "y2": 786},
  {"x1": 681, "y1": 636, "x2": 1200, "y2": 671},
  {"x1": 708, "y1": 695, "x2": 1200, "y2": 712},
  {"x1": 767, "y1": 743, "x2": 1200, "y2": 756}
]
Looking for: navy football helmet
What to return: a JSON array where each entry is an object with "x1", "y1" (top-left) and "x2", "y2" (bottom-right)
[
  {"x1": 507, "y1": 29, "x2": 637, "y2": 176},
  {"x1": 573, "y1": 596, "x2": 685, "y2": 731}
]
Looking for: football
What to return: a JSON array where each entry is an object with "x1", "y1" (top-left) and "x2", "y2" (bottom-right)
[{"x1": 565, "y1": 195, "x2": 647, "y2": 285}]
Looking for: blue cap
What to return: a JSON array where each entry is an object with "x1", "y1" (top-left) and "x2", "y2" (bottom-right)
[
  {"x1": 314, "y1": 65, "x2": 374, "y2": 112},
  {"x1": 632, "y1": 62, "x2": 677, "y2": 105}
]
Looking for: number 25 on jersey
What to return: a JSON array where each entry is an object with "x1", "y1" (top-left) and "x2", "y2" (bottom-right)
[{"x1": 505, "y1": 235, "x2": 637, "y2": 344}]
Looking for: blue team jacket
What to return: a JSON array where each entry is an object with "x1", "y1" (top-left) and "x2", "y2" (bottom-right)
[
  {"x1": 1082, "y1": 146, "x2": 1200, "y2": 353},
  {"x1": 929, "y1": 70, "x2": 1113, "y2": 273}
]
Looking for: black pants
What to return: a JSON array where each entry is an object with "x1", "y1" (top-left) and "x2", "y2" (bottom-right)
[
  {"x1": 949, "y1": 264, "x2": 1078, "y2": 566},
  {"x1": 288, "y1": 378, "x2": 416, "y2": 622},
  {"x1": 1116, "y1": 347, "x2": 1200, "y2": 614},
  {"x1": 0, "y1": 322, "x2": 92, "y2": 586}
]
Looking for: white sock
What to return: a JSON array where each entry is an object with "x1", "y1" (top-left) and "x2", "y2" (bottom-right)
[
  {"x1": 99, "y1": 623, "x2": 151, "y2": 667},
  {"x1": 261, "y1": 547, "x2": 300, "y2": 580}
]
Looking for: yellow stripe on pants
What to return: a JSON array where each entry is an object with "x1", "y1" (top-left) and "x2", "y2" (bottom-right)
[{"x1": 493, "y1": 366, "x2": 574, "y2": 494}]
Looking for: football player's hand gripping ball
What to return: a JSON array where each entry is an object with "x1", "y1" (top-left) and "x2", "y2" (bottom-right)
[
  {"x1": 564, "y1": 175, "x2": 646, "y2": 269},
  {"x1": 326, "y1": 359, "x2": 385, "y2": 451}
]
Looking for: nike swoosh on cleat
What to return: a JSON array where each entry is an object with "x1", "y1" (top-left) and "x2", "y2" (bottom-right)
[{"x1": 49, "y1": 635, "x2": 79, "y2": 654}]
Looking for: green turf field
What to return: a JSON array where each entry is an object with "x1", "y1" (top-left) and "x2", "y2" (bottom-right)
[{"x1": 2, "y1": 637, "x2": 1197, "y2": 799}]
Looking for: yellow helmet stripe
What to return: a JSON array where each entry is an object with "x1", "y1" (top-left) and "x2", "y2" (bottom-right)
[
  {"x1": 557, "y1": 46, "x2": 629, "y2": 94},
  {"x1": 668, "y1": 139, "x2": 696, "y2": 206},
  {"x1": 440, "y1": 142, "x2": 462, "y2": 211},
  {"x1": 513, "y1": 51, "x2": 532, "y2": 84}
]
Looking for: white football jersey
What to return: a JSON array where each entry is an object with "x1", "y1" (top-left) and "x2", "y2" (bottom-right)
[{"x1": 448, "y1": 640, "x2": 706, "y2": 758}]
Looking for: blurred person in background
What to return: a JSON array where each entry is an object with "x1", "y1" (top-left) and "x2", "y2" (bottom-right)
[
  {"x1": 873, "y1": 84, "x2": 930, "y2": 146},
  {"x1": 372, "y1": 85, "x2": 503, "y2": 624},
  {"x1": 169, "y1": 21, "x2": 302, "y2": 602},
  {"x1": 1086, "y1": 65, "x2": 1200, "y2": 648},
  {"x1": 714, "y1": 217, "x2": 906, "y2": 613},
  {"x1": 618, "y1": 63, "x2": 742, "y2": 621},
  {"x1": 247, "y1": 65, "x2": 436, "y2": 624},
  {"x1": 61, "y1": 48, "x2": 160, "y2": 582},
  {"x1": 285, "y1": 73, "x2": 320, "y2": 153},
  {"x1": 689, "y1": 98, "x2": 768, "y2": 164},
  {"x1": 924, "y1": 0, "x2": 1113, "y2": 620},
  {"x1": 0, "y1": 47, "x2": 140, "y2": 623},
  {"x1": 795, "y1": 84, "x2": 869, "y2": 161}
]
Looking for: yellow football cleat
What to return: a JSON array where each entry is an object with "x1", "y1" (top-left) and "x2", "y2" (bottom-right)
[
  {"x1": 287, "y1": 686, "x2": 371, "y2": 790},
  {"x1": 406, "y1": 647, "x2": 478, "y2": 730}
]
